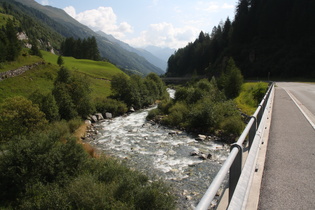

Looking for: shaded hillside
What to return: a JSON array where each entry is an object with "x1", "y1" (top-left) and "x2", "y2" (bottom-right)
[
  {"x1": 97, "y1": 31, "x2": 166, "y2": 72},
  {"x1": 166, "y1": 0, "x2": 315, "y2": 79},
  {"x1": 1, "y1": 0, "x2": 164, "y2": 75}
]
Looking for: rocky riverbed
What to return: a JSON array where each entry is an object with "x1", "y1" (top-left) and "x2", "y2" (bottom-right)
[{"x1": 84, "y1": 105, "x2": 229, "y2": 209}]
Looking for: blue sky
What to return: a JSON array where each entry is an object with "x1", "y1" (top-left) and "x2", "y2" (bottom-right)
[{"x1": 35, "y1": 0, "x2": 236, "y2": 49}]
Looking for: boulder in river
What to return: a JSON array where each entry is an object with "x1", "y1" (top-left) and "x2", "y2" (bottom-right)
[
  {"x1": 95, "y1": 113, "x2": 104, "y2": 121},
  {"x1": 195, "y1": 134, "x2": 207, "y2": 141},
  {"x1": 105, "y1": 112, "x2": 113, "y2": 119}
]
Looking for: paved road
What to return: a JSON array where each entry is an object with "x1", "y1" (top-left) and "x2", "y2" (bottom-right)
[{"x1": 258, "y1": 82, "x2": 315, "y2": 210}]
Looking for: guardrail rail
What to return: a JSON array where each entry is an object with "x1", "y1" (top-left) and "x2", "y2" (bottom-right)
[{"x1": 196, "y1": 83, "x2": 274, "y2": 210}]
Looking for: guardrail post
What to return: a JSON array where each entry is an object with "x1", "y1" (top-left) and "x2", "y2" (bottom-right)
[
  {"x1": 249, "y1": 117, "x2": 257, "y2": 150},
  {"x1": 229, "y1": 144, "x2": 243, "y2": 202}
]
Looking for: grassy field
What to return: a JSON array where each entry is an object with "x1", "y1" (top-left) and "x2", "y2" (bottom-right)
[
  {"x1": 0, "y1": 51, "x2": 126, "y2": 103},
  {"x1": 0, "y1": 63, "x2": 58, "y2": 103},
  {"x1": 0, "y1": 51, "x2": 43, "y2": 73},
  {"x1": 42, "y1": 51, "x2": 123, "y2": 80},
  {"x1": 235, "y1": 82, "x2": 269, "y2": 115}
]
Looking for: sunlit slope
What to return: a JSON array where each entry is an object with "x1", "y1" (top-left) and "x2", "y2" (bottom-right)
[
  {"x1": 0, "y1": 52, "x2": 126, "y2": 103},
  {"x1": 41, "y1": 51, "x2": 125, "y2": 80}
]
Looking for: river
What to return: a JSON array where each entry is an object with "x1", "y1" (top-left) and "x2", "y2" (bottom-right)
[{"x1": 89, "y1": 89, "x2": 229, "y2": 209}]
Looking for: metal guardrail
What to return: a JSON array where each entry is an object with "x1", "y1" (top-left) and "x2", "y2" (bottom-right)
[{"x1": 196, "y1": 83, "x2": 274, "y2": 210}]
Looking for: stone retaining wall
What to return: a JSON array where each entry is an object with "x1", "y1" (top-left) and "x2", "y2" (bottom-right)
[{"x1": 0, "y1": 62, "x2": 45, "y2": 81}]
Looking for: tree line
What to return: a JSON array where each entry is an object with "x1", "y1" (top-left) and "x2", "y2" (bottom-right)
[
  {"x1": 0, "y1": 18, "x2": 21, "y2": 62},
  {"x1": 60, "y1": 37, "x2": 101, "y2": 61},
  {"x1": 166, "y1": 0, "x2": 315, "y2": 79}
]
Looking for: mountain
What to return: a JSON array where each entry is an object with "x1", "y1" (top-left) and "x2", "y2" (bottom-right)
[
  {"x1": 144, "y1": 46, "x2": 175, "y2": 63},
  {"x1": 5, "y1": 0, "x2": 164, "y2": 75},
  {"x1": 97, "y1": 31, "x2": 166, "y2": 72}
]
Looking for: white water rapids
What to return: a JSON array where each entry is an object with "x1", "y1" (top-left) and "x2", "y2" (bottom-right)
[{"x1": 89, "y1": 89, "x2": 229, "y2": 209}]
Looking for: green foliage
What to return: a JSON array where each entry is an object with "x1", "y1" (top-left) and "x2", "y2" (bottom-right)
[
  {"x1": 219, "y1": 58, "x2": 244, "y2": 99},
  {"x1": 53, "y1": 67, "x2": 94, "y2": 120},
  {"x1": 57, "y1": 55, "x2": 64, "y2": 67},
  {"x1": 163, "y1": 102, "x2": 189, "y2": 127},
  {"x1": 147, "y1": 108, "x2": 161, "y2": 120},
  {"x1": 0, "y1": 131, "x2": 175, "y2": 209},
  {"x1": 220, "y1": 115, "x2": 245, "y2": 137},
  {"x1": 235, "y1": 82, "x2": 268, "y2": 115},
  {"x1": 29, "y1": 40, "x2": 42, "y2": 58},
  {"x1": 166, "y1": 0, "x2": 315, "y2": 79},
  {"x1": 0, "y1": 96, "x2": 48, "y2": 141},
  {"x1": 29, "y1": 90, "x2": 60, "y2": 122},
  {"x1": 0, "y1": 18, "x2": 22, "y2": 62},
  {"x1": 68, "y1": 118, "x2": 83, "y2": 133},
  {"x1": 152, "y1": 79, "x2": 243, "y2": 139},
  {"x1": 60, "y1": 37, "x2": 101, "y2": 61},
  {"x1": 0, "y1": 136, "x2": 86, "y2": 205},
  {"x1": 111, "y1": 73, "x2": 169, "y2": 110},
  {"x1": 94, "y1": 97, "x2": 128, "y2": 117}
]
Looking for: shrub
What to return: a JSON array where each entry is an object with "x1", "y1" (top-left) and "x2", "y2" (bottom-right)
[
  {"x1": 188, "y1": 98, "x2": 220, "y2": 131},
  {"x1": 164, "y1": 102, "x2": 189, "y2": 127},
  {"x1": 0, "y1": 132, "x2": 88, "y2": 203},
  {"x1": 252, "y1": 82, "x2": 268, "y2": 104},
  {"x1": 147, "y1": 108, "x2": 161, "y2": 120},
  {"x1": 68, "y1": 118, "x2": 83, "y2": 133},
  {"x1": 0, "y1": 96, "x2": 48, "y2": 141},
  {"x1": 18, "y1": 183, "x2": 69, "y2": 210},
  {"x1": 157, "y1": 100, "x2": 173, "y2": 114},
  {"x1": 220, "y1": 115, "x2": 245, "y2": 137},
  {"x1": 94, "y1": 97, "x2": 128, "y2": 117}
]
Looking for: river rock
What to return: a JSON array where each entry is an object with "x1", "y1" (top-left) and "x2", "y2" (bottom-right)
[
  {"x1": 85, "y1": 120, "x2": 92, "y2": 126},
  {"x1": 105, "y1": 112, "x2": 113, "y2": 119},
  {"x1": 190, "y1": 150, "x2": 199, "y2": 156},
  {"x1": 195, "y1": 134, "x2": 207, "y2": 141},
  {"x1": 90, "y1": 115, "x2": 98, "y2": 123},
  {"x1": 95, "y1": 113, "x2": 104, "y2": 120},
  {"x1": 129, "y1": 107, "x2": 135, "y2": 112},
  {"x1": 199, "y1": 153, "x2": 212, "y2": 160}
]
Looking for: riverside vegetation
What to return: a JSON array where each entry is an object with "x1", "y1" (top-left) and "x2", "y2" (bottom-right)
[
  {"x1": 0, "y1": 50, "x2": 267, "y2": 209},
  {"x1": 0, "y1": 66, "x2": 176, "y2": 209},
  {"x1": 0, "y1": 1, "x2": 268, "y2": 208},
  {"x1": 0, "y1": 20, "x2": 175, "y2": 207}
]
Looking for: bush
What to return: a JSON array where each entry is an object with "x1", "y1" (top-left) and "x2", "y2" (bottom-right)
[
  {"x1": 220, "y1": 115, "x2": 245, "y2": 137},
  {"x1": 252, "y1": 82, "x2": 268, "y2": 104},
  {"x1": 0, "y1": 132, "x2": 88, "y2": 203},
  {"x1": 147, "y1": 108, "x2": 161, "y2": 120},
  {"x1": 0, "y1": 96, "x2": 48, "y2": 141},
  {"x1": 94, "y1": 97, "x2": 128, "y2": 117},
  {"x1": 68, "y1": 118, "x2": 83, "y2": 133},
  {"x1": 235, "y1": 82, "x2": 268, "y2": 115},
  {"x1": 18, "y1": 183, "x2": 70, "y2": 210},
  {"x1": 164, "y1": 102, "x2": 189, "y2": 127},
  {"x1": 188, "y1": 98, "x2": 220, "y2": 131}
]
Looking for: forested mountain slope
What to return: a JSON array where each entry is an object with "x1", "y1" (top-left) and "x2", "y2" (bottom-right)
[{"x1": 166, "y1": 0, "x2": 315, "y2": 79}]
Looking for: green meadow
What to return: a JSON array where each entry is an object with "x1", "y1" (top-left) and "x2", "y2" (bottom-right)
[
  {"x1": 0, "y1": 51, "x2": 127, "y2": 103},
  {"x1": 41, "y1": 51, "x2": 124, "y2": 80}
]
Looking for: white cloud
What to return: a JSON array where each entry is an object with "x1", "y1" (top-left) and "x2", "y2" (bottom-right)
[
  {"x1": 64, "y1": 6, "x2": 76, "y2": 18},
  {"x1": 196, "y1": 1, "x2": 234, "y2": 12},
  {"x1": 41, "y1": 0, "x2": 50, "y2": 6},
  {"x1": 222, "y1": 3, "x2": 234, "y2": 9},
  {"x1": 125, "y1": 22, "x2": 199, "y2": 49},
  {"x1": 63, "y1": 6, "x2": 133, "y2": 39}
]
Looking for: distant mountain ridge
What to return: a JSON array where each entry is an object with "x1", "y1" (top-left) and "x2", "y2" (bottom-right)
[
  {"x1": 96, "y1": 31, "x2": 167, "y2": 72},
  {"x1": 6, "y1": 0, "x2": 164, "y2": 75}
]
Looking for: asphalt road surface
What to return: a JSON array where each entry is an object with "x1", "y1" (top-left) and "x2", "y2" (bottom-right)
[{"x1": 258, "y1": 82, "x2": 315, "y2": 210}]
